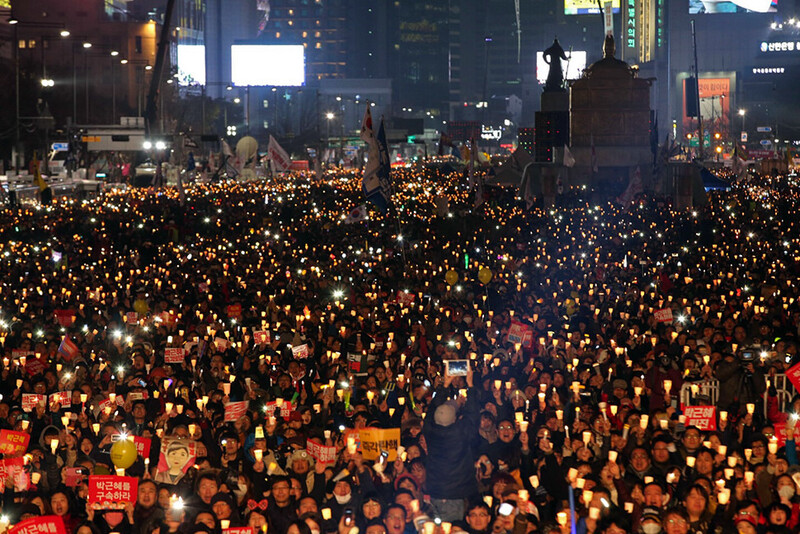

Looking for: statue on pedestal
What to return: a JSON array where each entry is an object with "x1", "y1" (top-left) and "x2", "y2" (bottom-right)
[{"x1": 543, "y1": 38, "x2": 569, "y2": 91}]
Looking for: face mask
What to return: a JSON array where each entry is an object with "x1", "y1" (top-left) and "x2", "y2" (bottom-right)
[
  {"x1": 779, "y1": 486, "x2": 795, "y2": 499},
  {"x1": 334, "y1": 493, "x2": 352, "y2": 505},
  {"x1": 642, "y1": 524, "x2": 661, "y2": 534}
]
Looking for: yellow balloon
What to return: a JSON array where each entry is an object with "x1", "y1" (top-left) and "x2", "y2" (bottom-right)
[
  {"x1": 445, "y1": 269, "x2": 458, "y2": 286},
  {"x1": 478, "y1": 267, "x2": 493, "y2": 285},
  {"x1": 110, "y1": 438, "x2": 138, "y2": 469}
]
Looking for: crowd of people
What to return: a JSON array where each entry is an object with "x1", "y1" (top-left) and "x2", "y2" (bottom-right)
[{"x1": 0, "y1": 167, "x2": 799, "y2": 534}]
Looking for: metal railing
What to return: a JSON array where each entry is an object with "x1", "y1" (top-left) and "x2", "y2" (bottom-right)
[{"x1": 679, "y1": 379, "x2": 719, "y2": 409}]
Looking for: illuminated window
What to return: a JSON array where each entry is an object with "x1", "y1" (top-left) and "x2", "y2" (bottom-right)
[
  {"x1": 302, "y1": 31, "x2": 308, "y2": 38},
  {"x1": 18, "y1": 40, "x2": 26, "y2": 49},
  {"x1": 28, "y1": 39, "x2": 37, "y2": 48},
  {"x1": 288, "y1": 20, "x2": 293, "y2": 26},
  {"x1": 315, "y1": 31, "x2": 321, "y2": 37},
  {"x1": 276, "y1": 32, "x2": 281, "y2": 38},
  {"x1": 315, "y1": 42, "x2": 321, "y2": 49},
  {"x1": 316, "y1": 20, "x2": 320, "y2": 25}
]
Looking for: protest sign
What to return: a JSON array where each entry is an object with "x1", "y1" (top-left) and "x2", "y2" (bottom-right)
[
  {"x1": 291, "y1": 344, "x2": 309, "y2": 359},
  {"x1": 88, "y1": 476, "x2": 138, "y2": 509},
  {"x1": 507, "y1": 321, "x2": 533, "y2": 348},
  {"x1": 22, "y1": 394, "x2": 46, "y2": 413},
  {"x1": 48, "y1": 391, "x2": 72, "y2": 410},
  {"x1": 654, "y1": 308, "x2": 674, "y2": 323},
  {"x1": 9, "y1": 515, "x2": 66, "y2": 534},
  {"x1": 223, "y1": 528, "x2": 254, "y2": 534},
  {"x1": 164, "y1": 348, "x2": 185, "y2": 364},
  {"x1": 787, "y1": 362, "x2": 800, "y2": 392},
  {"x1": 253, "y1": 330, "x2": 271, "y2": 344},
  {"x1": 306, "y1": 439, "x2": 337, "y2": 463},
  {"x1": 226, "y1": 304, "x2": 242, "y2": 319},
  {"x1": 683, "y1": 406, "x2": 717, "y2": 431},
  {"x1": 359, "y1": 427, "x2": 401, "y2": 461},
  {"x1": 0, "y1": 457, "x2": 28, "y2": 491},
  {"x1": 155, "y1": 438, "x2": 196, "y2": 485},
  {"x1": 224, "y1": 401, "x2": 249, "y2": 422},
  {"x1": 264, "y1": 400, "x2": 293, "y2": 420},
  {"x1": 0, "y1": 430, "x2": 30, "y2": 457}
]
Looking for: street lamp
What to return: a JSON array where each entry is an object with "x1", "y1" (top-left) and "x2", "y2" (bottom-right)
[{"x1": 738, "y1": 109, "x2": 746, "y2": 132}]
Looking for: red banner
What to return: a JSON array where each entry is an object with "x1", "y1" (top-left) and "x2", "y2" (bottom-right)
[
  {"x1": 224, "y1": 401, "x2": 249, "y2": 422},
  {"x1": 9, "y1": 515, "x2": 66, "y2": 534},
  {"x1": 684, "y1": 405, "x2": 717, "y2": 431},
  {"x1": 164, "y1": 348, "x2": 185, "y2": 364},
  {"x1": 223, "y1": 528, "x2": 254, "y2": 534},
  {"x1": 306, "y1": 439, "x2": 337, "y2": 463},
  {"x1": 0, "y1": 430, "x2": 30, "y2": 457},
  {"x1": 226, "y1": 304, "x2": 242, "y2": 319},
  {"x1": 775, "y1": 422, "x2": 789, "y2": 448},
  {"x1": 88, "y1": 476, "x2": 138, "y2": 509}
]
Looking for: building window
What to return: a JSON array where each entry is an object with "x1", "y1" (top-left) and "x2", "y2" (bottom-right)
[
  {"x1": 135, "y1": 35, "x2": 142, "y2": 53},
  {"x1": 263, "y1": 99, "x2": 269, "y2": 108},
  {"x1": 18, "y1": 40, "x2": 26, "y2": 49},
  {"x1": 276, "y1": 32, "x2": 281, "y2": 38},
  {"x1": 315, "y1": 42, "x2": 321, "y2": 49}
]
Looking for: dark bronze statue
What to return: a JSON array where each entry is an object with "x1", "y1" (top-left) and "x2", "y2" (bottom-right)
[{"x1": 543, "y1": 38, "x2": 568, "y2": 91}]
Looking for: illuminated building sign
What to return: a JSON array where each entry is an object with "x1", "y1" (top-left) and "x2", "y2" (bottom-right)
[
  {"x1": 481, "y1": 126, "x2": 502, "y2": 141},
  {"x1": 760, "y1": 41, "x2": 800, "y2": 52},
  {"x1": 752, "y1": 67, "x2": 785, "y2": 74},
  {"x1": 626, "y1": 0, "x2": 636, "y2": 49}
]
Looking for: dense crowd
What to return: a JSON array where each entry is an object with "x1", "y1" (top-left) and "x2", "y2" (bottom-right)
[{"x1": 0, "y1": 167, "x2": 799, "y2": 534}]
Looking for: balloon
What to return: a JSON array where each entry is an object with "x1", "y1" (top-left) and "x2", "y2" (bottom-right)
[
  {"x1": 236, "y1": 136, "x2": 259, "y2": 161},
  {"x1": 110, "y1": 438, "x2": 138, "y2": 469},
  {"x1": 445, "y1": 269, "x2": 458, "y2": 286},
  {"x1": 478, "y1": 267, "x2": 493, "y2": 285}
]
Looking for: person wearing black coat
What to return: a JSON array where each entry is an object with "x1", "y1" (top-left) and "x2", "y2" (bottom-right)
[{"x1": 422, "y1": 369, "x2": 480, "y2": 523}]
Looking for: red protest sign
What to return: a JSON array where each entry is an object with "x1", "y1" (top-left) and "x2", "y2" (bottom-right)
[
  {"x1": 265, "y1": 400, "x2": 293, "y2": 420},
  {"x1": 306, "y1": 439, "x2": 337, "y2": 463},
  {"x1": 396, "y1": 291, "x2": 416, "y2": 306},
  {"x1": 88, "y1": 475, "x2": 138, "y2": 509},
  {"x1": 22, "y1": 394, "x2": 46, "y2": 413},
  {"x1": 48, "y1": 391, "x2": 72, "y2": 410},
  {"x1": 683, "y1": 406, "x2": 717, "y2": 431},
  {"x1": 253, "y1": 330, "x2": 271, "y2": 344},
  {"x1": 775, "y1": 422, "x2": 789, "y2": 448},
  {"x1": 9, "y1": 515, "x2": 66, "y2": 534},
  {"x1": 25, "y1": 356, "x2": 47, "y2": 377},
  {"x1": 223, "y1": 528, "x2": 254, "y2": 534},
  {"x1": 654, "y1": 308, "x2": 674, "y2": 323},
  {"x1": 0, "y1": 430, "x2": 30, "y2": 457},
  {"x1": 291, "y1": 344, "x2": 309, "y2": 359},
  {"x1": 164, "y1": 348, "x2": 185, "y2": 364},
  {"x1": 126, "y1": 312, "x2": 138, "y2": 325},
  {"x1": 54, "y1": 310, "x2": 75, "y2": 328},
  {"x1": 0, "y1": 456, "x2": 28, "y2": 491},
  {"x1": 226, "y1": 304, "x2": 242, "y2": 319},
  {"x1": 224, "y1": 401, "x2": 249, "y2": 422},
  {"x1": 787, "y1": 362, "x2": 800, "y2": 392}
]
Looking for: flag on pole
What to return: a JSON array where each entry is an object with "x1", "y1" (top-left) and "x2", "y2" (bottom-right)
[
  {"x1": 563, "y1": 145, "x2": 576, "y2": 168},
  {"x1": 360, "y1": 104, "x2": 391, "y2": 211},
  {"x1": 618, "y1": 166, "x2": 643, "y2": 206},
  {"x1": 268, "y1": 135, "x2": 291, "y2": 172},
  {"x1": 345, "y1": 204, "x2": 368, "y2": 224},
  {"x1": 221, "y1": 140, "x2": 240, "y2": 178},
  {"x1": 58, "y1": 337, "x2": 80, "y2": 361}
]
